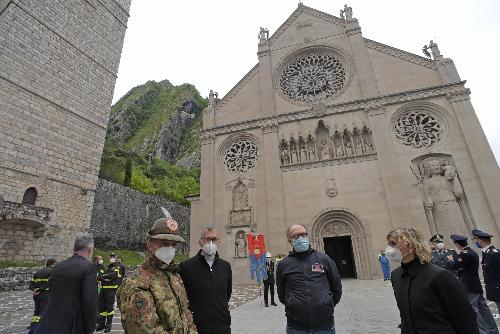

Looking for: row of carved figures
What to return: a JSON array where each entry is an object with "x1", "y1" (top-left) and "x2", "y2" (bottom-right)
[{"x1": 280, "y1": 126, "x2": 376, "y2": 166}]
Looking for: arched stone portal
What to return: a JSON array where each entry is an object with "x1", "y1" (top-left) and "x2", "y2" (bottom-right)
[{"x1": 311, "y1": 208, "x2": 376, "y2": 279}]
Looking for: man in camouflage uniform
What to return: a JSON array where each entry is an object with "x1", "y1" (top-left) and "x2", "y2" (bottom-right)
[{"x1": 117, "y1": 211, "x2": 197, "y2": 334}]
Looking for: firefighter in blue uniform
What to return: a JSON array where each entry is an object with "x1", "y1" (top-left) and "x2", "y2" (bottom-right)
[
  {"x1": 96, "y1": 252, "x2": 122, "y2": 332},
  {"x1": 472, "y1": 228, "x2": 500, "y2": 314},
  {"x1": 28, "y1": 258, "x2": 55, "y2": 334},
  {"x1": 448, "y1": 234, "x2": 499, "y2": 334}
]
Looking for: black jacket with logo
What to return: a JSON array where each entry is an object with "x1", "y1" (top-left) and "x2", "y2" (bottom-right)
[
  {"x1": 180, "y1": 250, "x2": 232, "y2": 334},
  {"x1": 276, "y1": 248, "x2": 342, "y2": 331},
  {"x1": 29, "y1": 266, "x2": 53, "y2": 294},
  {"x1": 482, "y1": 245, "x2": 500, "y2": 302},
  {"x1": 391, "y1": 258, "x2": 478, "y2": 334}
]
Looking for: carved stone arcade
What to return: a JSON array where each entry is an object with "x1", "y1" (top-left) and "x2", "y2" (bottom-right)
[{"x1": 280, "y1": 123, "x2": 376, "y2": 169}]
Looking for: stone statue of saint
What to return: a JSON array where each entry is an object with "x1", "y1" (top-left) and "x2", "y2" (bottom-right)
[
  {"x1": 422, "y1": 159, "x2": 468, "y2": 238},
  {"x1": 363, "y1": 138, "x2": 373, "y2": 153},
  {"x1": 233, "y1": 181, "x2": 248, "y2": 210},
  {"x1": 340, "y1": 4, "x2": 353, "y2": 20},
  {"x1": 281, "y1": 146, "x2": 290, "y2": 165},
  {"x1": 429, "y1": 40, "x2": 441, "y2": 59},
  {"x1": 354, "y1": 139, "x2": 363, "y2": 156},
  {"x1": 307, "y1": 139, "x2": 317, "y2": 162},
  {"x1": 344, "y1": 139, "x2": 353, "y2": 157},
  {"x1": 235, "y1": 232, "x2": 247, "y2": 257},
  {"x1": 335, "y1": 142, "x2": 343, "y2": 158},
  {"x1": 422, "y1": 45, "x2": 432, "y2": 59},
  {"x1": 321, "y1": 140, "x2": 331, "y2": 160},
  {"x1": 290, "y1": 142, "x2": 298, "y2": 164},
  {"x1": 299, "y1": 141, "x2": 307, "y2": 163},
  {"x1": 258, "y1": 27, "x2": 269, "y2": 43}
]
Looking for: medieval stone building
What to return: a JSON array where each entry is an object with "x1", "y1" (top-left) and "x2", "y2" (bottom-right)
[
  {"x1": 0, "y1": 1, "x2": 131, "y2": 261},
  {"x1": 189, "y1": 4, "x2": 500, "y2": 282}
]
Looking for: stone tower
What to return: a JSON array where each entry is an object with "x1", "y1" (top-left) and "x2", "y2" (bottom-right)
[
  {"x1": 0, "y1": 0, "x2": 131, "y2": 261},
  {"x1": 189, "y1": 4, "x2": 500, "y2": 282}
]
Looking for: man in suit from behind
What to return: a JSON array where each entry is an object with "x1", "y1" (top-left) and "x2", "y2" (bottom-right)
[{"x1": 35, "y1": 235, "x2": 98, "y2": 334}]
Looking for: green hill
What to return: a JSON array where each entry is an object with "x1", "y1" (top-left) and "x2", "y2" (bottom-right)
[{"x1": 99, "y1": 80, "x2": 206, "y2": 205}]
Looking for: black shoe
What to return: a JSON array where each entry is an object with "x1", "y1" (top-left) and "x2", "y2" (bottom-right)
[
  {"x1": 271, "y1": 302, "x2": 277, "y2": 306},
  {"x1": 96, "y1": 325, "x2": 106, "y2": 332},
  {"x1": 264, "y1": 303, "x2": 269, "y2": 307}
]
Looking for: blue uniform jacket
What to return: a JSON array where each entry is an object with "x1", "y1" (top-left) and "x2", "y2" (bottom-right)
[
  {"x1": 482, "y1": 245, "x2": 500, "y2": 302},
  {"x1": 448, "y1": 246, "x2": 483, "y2": 294}
]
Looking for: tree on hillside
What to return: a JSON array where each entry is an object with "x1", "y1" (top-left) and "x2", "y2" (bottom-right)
[{"x1": 124, "y1": 158, "x2": 133, "y2": 187}]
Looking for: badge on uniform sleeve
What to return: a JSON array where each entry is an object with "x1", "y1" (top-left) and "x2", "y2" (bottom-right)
[
  {"x1": 312, "y1": 263, "x2": 325, "y2": 273},
  {"x1": 135, "y1": 300, "x2": 144, "y2": 309}
]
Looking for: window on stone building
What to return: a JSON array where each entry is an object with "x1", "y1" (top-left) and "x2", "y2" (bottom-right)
[{"x1": 22, "y1": 187, "x2": 37, "y2": 205}]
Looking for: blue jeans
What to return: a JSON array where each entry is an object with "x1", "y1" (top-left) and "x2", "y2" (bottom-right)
[
  {"x1": 286, "y1": 326, "x2": 335, "y2": 334},
  {"x1": 468, "y1": 293, "x2": 499, "y2": 334}
]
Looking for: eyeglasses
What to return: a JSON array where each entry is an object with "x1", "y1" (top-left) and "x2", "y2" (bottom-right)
[
  {"x1": 388, "y1": 240, "x2": 396, "y2": 247},
  {"x1": 289, "y1": 233, "x2": 307, "y2": 240},
  {"x1": 201, "y1": 237, "x2": 219, "y2": 243}
]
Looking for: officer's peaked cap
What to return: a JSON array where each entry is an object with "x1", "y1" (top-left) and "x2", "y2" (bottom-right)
[
  {"x1": 471, "y1": 229, "x2": 493, "y2": 239},
  {"x1": 147, "y1": 217, "x2": 185, "y2": 243},
  {"x1": 450, "y1": 234, "x2": 468, "y2": 242},
  {"x1": 430, "y1": 234, "x2": 444, "y2": 243}
]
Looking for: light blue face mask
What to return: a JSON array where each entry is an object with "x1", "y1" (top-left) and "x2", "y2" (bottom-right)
[{"x1": 293, "y1": 237, "x2": 310, "y2": 252}]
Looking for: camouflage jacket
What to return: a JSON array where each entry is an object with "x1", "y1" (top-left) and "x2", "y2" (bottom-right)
[{"x1": 117, "y1": 255, "x2": 197, "y2": 334}]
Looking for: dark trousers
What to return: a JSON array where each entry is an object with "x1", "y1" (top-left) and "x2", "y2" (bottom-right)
[
  {"x1": 98, "y1": 289, "x2": 117, "y2": 328},
  {"x1": 264, "y1": 281, "x2": 275, "y2": 305},
  {"x1": 28, "y1": 293, "x2": 48, "y2": 334}
]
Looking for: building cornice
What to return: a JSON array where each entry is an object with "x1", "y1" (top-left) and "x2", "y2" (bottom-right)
[{"x1": 203, "y1": 81, "x2": 466, "y2": 138}]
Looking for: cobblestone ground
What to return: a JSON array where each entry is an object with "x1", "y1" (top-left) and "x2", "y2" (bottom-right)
[
  {"x1": 0, "y1": 284, "x2": 261, "y2": 334},
  {"x1": 1, "y1": 280, "x2": 498, "y2": 333}
]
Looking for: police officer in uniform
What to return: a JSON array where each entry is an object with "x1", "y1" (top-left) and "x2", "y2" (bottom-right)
[
  {"x1": 97, "y1": 252, "x2": 122, "y2": 332},
  {"x1": 430, "y1": 234, "x2": 456, "y2": 272},
  {"x1": 472, "y1": 228, "x2": 500, "y2": 314},
  {"x1": 263, "y1": 252, "x2": 277, "y2": 307},
  {"x1": 28, "y1": 258, "x2": 55, "y2": 334},
  {"x1": 448, "y1": 234, "x2": 499, "y2": 334}
]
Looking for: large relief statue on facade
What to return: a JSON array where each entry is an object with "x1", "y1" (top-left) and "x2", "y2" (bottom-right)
[
  {"x1": 413, "y1": 155, "x2": 473, "y2": 238},
  {"x1": 229, "y1": 179, "x2": 252, "y2": 227}
]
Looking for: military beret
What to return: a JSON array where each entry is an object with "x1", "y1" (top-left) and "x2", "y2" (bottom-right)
[
  {"x1": 430, "y1": 234, "x2": 444, "y2": 243},
  {"x1": 450, "y1": 234, "x2": 468, "y2": 242},
  {"x1": 471, "y1": 229, "x2": 493, "y2": 239}
]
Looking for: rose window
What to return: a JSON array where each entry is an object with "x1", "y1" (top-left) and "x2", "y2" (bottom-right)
[
  {"x1": 394, "y1": 111, "x2": 442, "y2": 148},
  {"x1": 280, "y1": 53, "x2": 346, "y2": 103},
  {"x1": 224, "y1": 141, "x2": 259, "y2": 173}
]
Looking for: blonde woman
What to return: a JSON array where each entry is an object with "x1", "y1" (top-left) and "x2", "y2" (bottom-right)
[{"x1": 386, "y1": 227, "x2": 479, "y2": 334}]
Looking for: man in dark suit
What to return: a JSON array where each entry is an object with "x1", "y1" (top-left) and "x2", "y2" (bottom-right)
[
  {"x1": 472, "y1": 228, "x2": 500, "y2": 313},
  {"x1": 448, "y1": 234, "x2": 499, "y2": 334},
  {"x1": 35, "y1": 235, "x2": 98, "y2": 334}
]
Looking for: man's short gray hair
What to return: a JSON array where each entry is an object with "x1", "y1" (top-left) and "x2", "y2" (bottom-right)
[
  {"x1": 286, "y1": 224, "x2": 307, "y2": 238},
  {"x1": 73, "y1": 235, "x2": 94, "y2": 252},
  {"x1": 200, "y1": 226, "x2": 217, "y2": 239}
]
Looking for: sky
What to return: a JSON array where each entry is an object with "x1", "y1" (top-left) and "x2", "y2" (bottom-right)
[{"x1": 112, "y1": 0, "x2": 500, "y2": 164}]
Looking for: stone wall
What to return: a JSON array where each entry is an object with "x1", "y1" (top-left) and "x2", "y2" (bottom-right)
[
  {"x1": 0, "y1": 1, "x2": 131, "y2": 261},
  {"x1": 90, "y1": 179, "x2": 191, "y2": 253}
]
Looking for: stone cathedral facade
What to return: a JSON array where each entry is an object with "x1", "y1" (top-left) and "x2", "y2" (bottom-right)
[
  {"x1": 0, "y1": 1, "x2": 131, "y2": 261},
  {"x1": 189, "y1": 4, "x2": 500, "y2": 282}
]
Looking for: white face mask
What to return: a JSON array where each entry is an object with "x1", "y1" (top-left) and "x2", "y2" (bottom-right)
[
  {"x1": 98, "y1": 259, "x2": 104, "y2": 265},
  {"x1": 436, "y1": 242, "x2": 445, "y2": 250},
  {"x1": 155, "y1": 246, "x2": 176, "y2": 264},
  {"x1": 385, "y1": 245, "x2": 403, "y2": 263},
  {"x1": 202, "y1": 241, "x2": 218, "y2": 256},
  {"x1": 110, "y1": 257, "x2": 116, "y2": 264}
]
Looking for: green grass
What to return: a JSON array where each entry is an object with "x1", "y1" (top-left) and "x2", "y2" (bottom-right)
[
  {"x1": 0, "y1": 261, "x2": 42, "y2": 269},
  {"x1": 94, "y1": 248, "x2": 189, "y2": 266}
]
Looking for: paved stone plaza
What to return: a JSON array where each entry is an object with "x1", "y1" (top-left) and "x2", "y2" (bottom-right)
[{"x1": 1, "y1": 279, "x2": 498, "y2": 333}]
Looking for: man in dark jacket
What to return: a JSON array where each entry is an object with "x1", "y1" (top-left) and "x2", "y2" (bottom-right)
[
  {"x1": 472, "y1": 229, "x2": 500, "y2": 313},
  {"x1": 448, "y1": 234, "x2": 499, "y2": 334},
  {"x1": 35, "y1": 235, "x2": 97, "y2": 334},
  {"x1": 96, "y1": 252, "x2": 122, "y2": 332},
  {"x1": 28, "y1": 258, "x2": 55, "y2": 334},
  {"x1": 263, "y1": 252, "x2": 277, "y2": 307},
  {"x1": 276, "y1": 224, "x2": 342, "y2": 334},
  {"x1": 180, "y1": 226, "x2": 232, "y2": 334}
]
